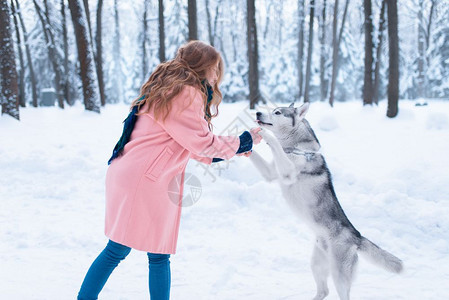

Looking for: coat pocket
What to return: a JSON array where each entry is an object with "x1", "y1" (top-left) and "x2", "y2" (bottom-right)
[{"x1": 145, "y1": 147, "x2": 174, "y2": 181}]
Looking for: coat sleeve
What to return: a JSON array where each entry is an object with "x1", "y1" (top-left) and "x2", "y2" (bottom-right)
[
  {"x1": 159, "y1": 86, "x2": 240, "y2": 160},
  {"x1": 190, "y1": 153, "x2": 213, "y2": 165}
]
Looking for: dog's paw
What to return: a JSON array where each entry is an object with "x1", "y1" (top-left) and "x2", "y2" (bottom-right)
[
  {"x1": 258, "y1": 129, "x2": 276, "y2": 144},
  {"x1": 312, "y1": 291, "x2": 329, "y2": 300}
]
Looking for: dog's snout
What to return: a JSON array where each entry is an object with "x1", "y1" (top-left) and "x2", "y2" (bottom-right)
[{"x1": 256, "y1": 112, "x2": 262, "y2": 117}]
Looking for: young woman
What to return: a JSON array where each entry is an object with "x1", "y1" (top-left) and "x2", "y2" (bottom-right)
[{"x1": 77, "y1": 40, "x2": 262, "y2": 300}]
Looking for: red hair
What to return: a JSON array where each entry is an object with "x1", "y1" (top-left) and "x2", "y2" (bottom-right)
[{"x1": 132, "y1": 40, "x2": 224, "y2": 130}]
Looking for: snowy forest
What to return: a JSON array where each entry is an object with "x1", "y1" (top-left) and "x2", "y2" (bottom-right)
[
  {"x1": 2, "y1": 1, "x2": 449, "y2": 299},
  {"x1": 0, "y1": 0, "x2": 448, "y2": 120}
]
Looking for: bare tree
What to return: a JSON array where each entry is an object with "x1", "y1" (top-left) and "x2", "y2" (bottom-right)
[
  {"x1": 83, "y1": 0, "x2": 93, "y2": 43},
  {"x1": 15, "y1": 0, "x2": 37, "y2": 107},
  {"x1": 111, "y1": 0, "x2": 122, "y2": 103},
  {"x1": 205, "y1": 0, "x2": 214, "y2": 46},
  {"x1": 373, "y1": 0, "x2": 386, "y2": 104},
  {"x1": 417, "y1": 0, "x2": 436, "y2": 99},
  {"x1": 425, "y1": 0, "x2": 436, "y2": 55},
  {"x1": 188, "y1": 0, "x2": 197, "y2": 40},
  {"x1": 68, "y1": 0, "x2": 100, "y2": 112},
  {"x1": 10, "y1": 0, "x2": 25, "y2": 107},
  {"x1": 34, "y1": 0, "x2": 65, "y2": 108},
  {"x1": 263, "y1": 0, "x2": 273, "y2": 41},
  {"x1": 61, "y1": 0, "x2": 71, "y2": 105},
  {"x1": 417, "y1": 0, "x2": 425, "y2": 99},
  {"x1": 425, "y1": 0, "x2": 436, "y2": 97},
  {"x1": 44, "y1": 0, "x2": 66, "y2": 108},
  {"x1": 386, "y1": 0, "x2": 399, "y2": 118},
  {"x1": 0, "y1": 0, "x2": 19, "y2": 120},
  {"x1": 363, "y1": 0, "x2": 374, "y2": 105},
  {"x1": 214, "y1": 0, "x2": 221, "y2": 50},
  {"x1": 319, "y1": 0, "x2": 328, "y2": 101},
  {"x1": 329, "y1": 0, "x2": 350, "y2": 106},
  {"x1": 229, "y1": 0, "x2": 238, "y2": 63},
  {"x1": 142, "y1": 0, "x2": 149, "y2": 79},
  {"x1": 215, "y1": 0, "x2": 227, "y2": 64},
  {"x1": 159, "y1": 0, "x2": 166, "y2": 62},
  {"x1": 81, "y1": 0, "x2": 105, "y2": 106},
  {"x1": 304, "y1": 0, "x2": 315, "y2": 103},
  {"x1": 277, "y1": 1, "x2": 284, "y2": 47},
  {"x1": 297, "y1": 0, "x2": 305, "y2": 100},
  {"x1": 247, "y1": 0, "x2": 260, "y2": 108},
  {"x1": 96, "y1": 0, "x2": 105, "y2": 105}
]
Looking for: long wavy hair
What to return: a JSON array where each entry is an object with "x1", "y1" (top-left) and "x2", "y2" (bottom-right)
[{"x1": 131, "y1": 40, "x2": 224, "y2": 130}]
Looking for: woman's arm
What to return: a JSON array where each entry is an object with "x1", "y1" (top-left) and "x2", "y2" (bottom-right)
[{"x1": 159, "y1": 86, "x2": 243, "y2": 160}]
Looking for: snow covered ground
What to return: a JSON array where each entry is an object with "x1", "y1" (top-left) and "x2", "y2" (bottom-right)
[{"x1": 1, "y1": 99, "x2": 448, "y2": 299}]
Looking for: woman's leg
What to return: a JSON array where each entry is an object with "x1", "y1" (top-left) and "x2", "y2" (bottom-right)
[
  {"x1": 77, "y1": 240, "x2": 131, "y2": 300},
  {"x1": 147, "y1": 252, "x2": 171, "y2": 300}
]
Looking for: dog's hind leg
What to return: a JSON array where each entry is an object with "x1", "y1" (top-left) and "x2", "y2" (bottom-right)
[
  {"x1": 329, "y1": 244, "x2": 358, "y2": 300},
  {"x1": 311, "y1": 240, "x2": 330, "y2": 300}
]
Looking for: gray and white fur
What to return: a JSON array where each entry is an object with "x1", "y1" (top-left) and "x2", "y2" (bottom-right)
[{"x1": 251, "y1": 103, "x2": 403, "y2": 300}]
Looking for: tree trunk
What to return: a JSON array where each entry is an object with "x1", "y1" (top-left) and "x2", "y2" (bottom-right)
[
  {"x1": 264, "y1": 1, "x2": 272, "y2": 41},
  {"x1": 214, "y1": 0, "x2": 223, "y2": 58},
  {"x1": 10, "y1": 0, "x2": 25, "y2": 107},
  {"x1": 417, "y1": 0, "x2": 425, "y2": 99},
  {"x1": 96, "y1": 0, "x2": 105, "y2": 106},
  {"x1": 319, "y1": 0, "x2": 327, "y2": 101},
  {"x1": 297, "y1": 0, "x2": 305, "y2": 100},
  {"x1": 247, "y1": 0, "x2": 260, "y2": 109},
  {"x1": 15, "y1": 0, "x2": 37, "y2": 107},
  {"x1": 205, "y1": 0, "x2": 213, "y2": 46},
  {"x1": 61, "y1": 0, "x2": 71, "y2": 105},
  {"x1": 425, "y1": 0, "x2": 435, "y2": 52},
  {"x1": 386, "y1": 0, "x2": 399, "y2": 118},
  {"x1": 0, "y1": 0, "x2": 20, "y2": 120},
  {"x1": 188, "y1": 0, "x2": 197, "y2": 41},
  {"x1": 207, "y1": 0, "x2": 225, "y2": 63},
  {"x1": 34, "y1": 0, "x2": 65, "y2": 108},
  {"x1": 68, "y1": 0, "x2": 100, "y2": 112},
  {"x1": 82, "y1": 0, "x2": 93, "y2": 44},
  {"x1": 363, "y1": 0, "x2": 374, "y2": 105},
  {"x1": 278, "y1": 1, "x2": 284, "y2": 47},
  {"x1": 304, "y1": 0, "x2": 315, "y2": 103},
  {"x1": 112, "y1": 0, "x2": 122, "y2": 103},
  {"x1": 43, "y1": 0, "x2": 65, "y2": 108},
  {"x1": 424, "y1": 0, "x2": 435, "y2": 98},
  {"x1": 142, "y1": 0, "x2": 148, "y2": 79},
  {"x1": 82, "y1": 0, "x2": 105, "y2": 106},
  {"x1": 158, "y1": 0, "x2": 166, "y2": 62},
  {"x1": 329, "y1": 0, "x2": 339, "y2": 106},
  {"x1": 329, "y1": 0, "x2": 349, "y2": 106},
  {"x1": 373, "y1": 0, "x2": 386, "y2": 104},
  {"x1": 217, "y1": 10, "x2": 228, "y2": 65},
  {"x1": 229, "y1": 0, "x2": 238, "y2": 62}
]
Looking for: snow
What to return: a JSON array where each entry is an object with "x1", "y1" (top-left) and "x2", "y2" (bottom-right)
[{"x1": 1, "y1": 100, "x2": 449, "y2": 299}]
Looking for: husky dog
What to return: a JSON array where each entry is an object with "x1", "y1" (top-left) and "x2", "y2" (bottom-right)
[{"x1": 250, "y1": 103, "x2": 403, "y2": 300}]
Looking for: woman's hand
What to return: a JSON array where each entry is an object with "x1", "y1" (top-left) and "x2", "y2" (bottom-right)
[{"x1": 250, "y1": 127, "x2": 262, "y2": 145}]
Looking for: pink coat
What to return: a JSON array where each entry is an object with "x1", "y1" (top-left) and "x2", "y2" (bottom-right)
[{"x1": 104, "y1": 86, "x2": 240, "y2": 254}]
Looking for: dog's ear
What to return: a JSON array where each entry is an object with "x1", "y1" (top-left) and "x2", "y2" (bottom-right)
[
  {"x1": 295, "y1": 102, "x2": 309, "y2": 119},
  {"x1": 289, "y1": 102, "x2": 295, "y2": 108}
]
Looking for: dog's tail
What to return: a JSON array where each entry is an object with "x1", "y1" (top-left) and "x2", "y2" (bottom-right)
[{"x1": 358, "y1": 236, "x2": 403, "y2": 274}]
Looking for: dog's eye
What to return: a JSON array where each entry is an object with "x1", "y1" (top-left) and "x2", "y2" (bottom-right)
[{"x1": 274, "y1": 111, "x2": 281, "y2": 115}]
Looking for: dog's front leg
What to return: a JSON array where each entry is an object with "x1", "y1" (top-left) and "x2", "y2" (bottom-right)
[
  {"x1": 249, "y1": 150, "x2": 278, "y2": 182},
  {"x1": 258, "y1": 130, "x2": 297, "y2": 185}
]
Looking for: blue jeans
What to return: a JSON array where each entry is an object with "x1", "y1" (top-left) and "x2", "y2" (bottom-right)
[{"x1": 77, "y1": 240, "x2": 171, "y2": 300}]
